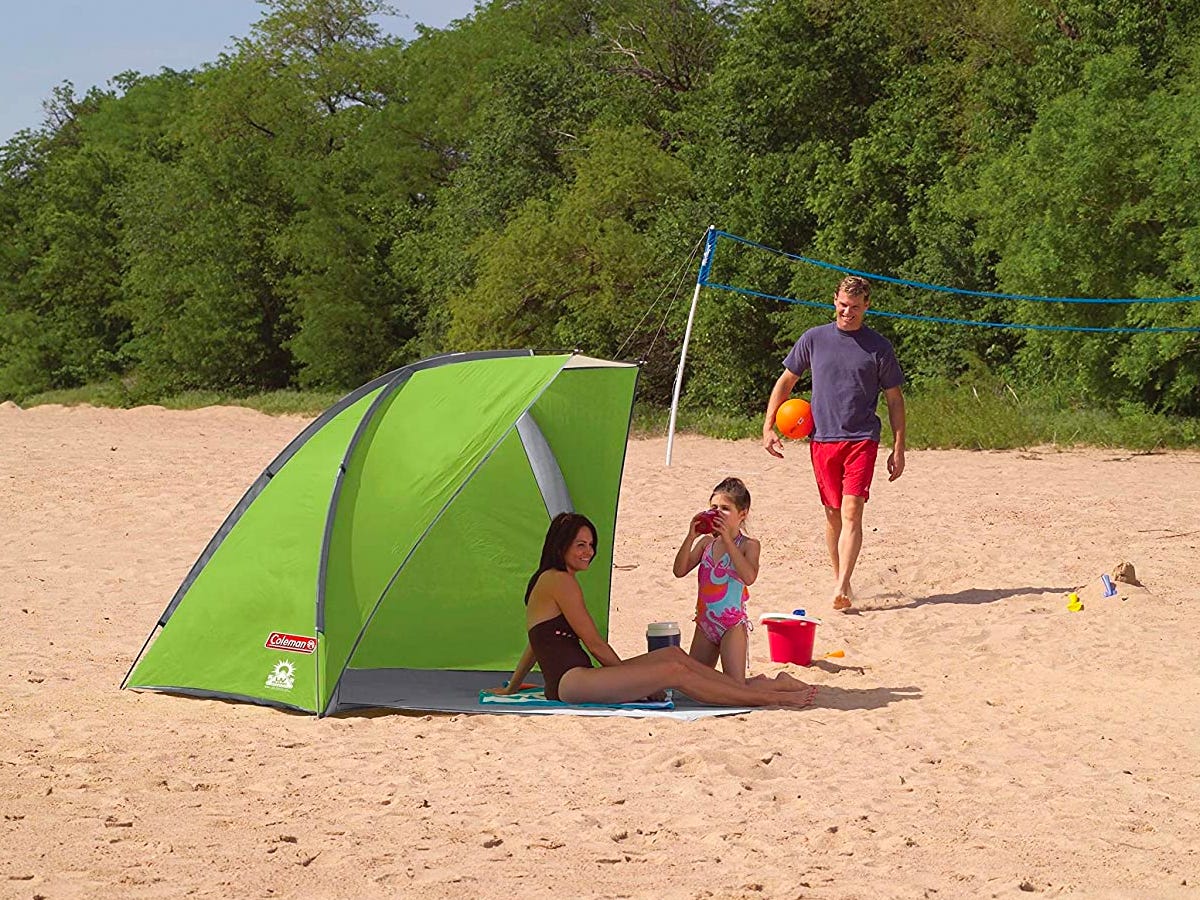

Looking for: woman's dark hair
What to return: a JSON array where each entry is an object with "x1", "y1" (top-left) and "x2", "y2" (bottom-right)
[
  {"x1": 524, "y1": 512, "x2": 598, "y2": 604},
  {"x1": 711, "y1": 476, "x2": 751, "y2": 511}
]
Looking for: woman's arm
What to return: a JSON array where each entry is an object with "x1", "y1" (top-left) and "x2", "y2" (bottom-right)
[
  {"x1": 672, "y1": 515, "x2": 711, "y2": 578},
  {"x1": 491, "y1": 642, "x2": 537, "y2": 695},
  {"x1": 551, "y1": 572, "x2": 623, "y2": 667}
]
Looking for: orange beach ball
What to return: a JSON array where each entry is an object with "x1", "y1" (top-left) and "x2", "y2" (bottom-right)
[{"x1": 776, "y1": 398, "x2": 813, "y2": 439}]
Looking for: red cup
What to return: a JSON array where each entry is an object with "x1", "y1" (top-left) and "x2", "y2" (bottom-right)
[{"x1": 695, "y1": 508, "x2": 720, "y2": 534}]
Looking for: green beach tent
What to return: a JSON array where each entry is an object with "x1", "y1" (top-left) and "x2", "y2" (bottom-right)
[{"x1": 122, "y1": 351, "x2": 639, "y2": 715}]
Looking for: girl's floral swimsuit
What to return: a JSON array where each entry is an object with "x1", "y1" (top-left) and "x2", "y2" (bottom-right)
[{"x1": 694, "y1": 534, "x2": 753, "y2": 644}]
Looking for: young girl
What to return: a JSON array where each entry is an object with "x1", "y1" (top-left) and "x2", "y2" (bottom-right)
[{"x1": 673, "y1": 477, "x2": 759, "y2": 683}]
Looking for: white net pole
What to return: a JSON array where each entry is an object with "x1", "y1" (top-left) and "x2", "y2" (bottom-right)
[{"x1": 665, "y1": 226, "x2": 716, "y2": 466}]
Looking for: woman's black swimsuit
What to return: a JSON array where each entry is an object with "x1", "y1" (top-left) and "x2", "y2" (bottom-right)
[{"x1": 528, "y1": 613, "x2": 593, "y2": 701}]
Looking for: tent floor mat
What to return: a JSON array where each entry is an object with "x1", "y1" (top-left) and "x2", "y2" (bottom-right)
[{"x1": 333, "y1": 668, "x2": 754, "y2": 719}]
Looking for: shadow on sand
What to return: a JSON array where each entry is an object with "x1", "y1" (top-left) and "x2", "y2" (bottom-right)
[
  {"x1": 860, "y1": 585, "x2": 1074, "y2": 612},
  {"x1": 811, "y1": 683, "x2": 922, "y2": 712},
  {"x1": 806, "y1": 658, "x2": 867, "y2": 675}
]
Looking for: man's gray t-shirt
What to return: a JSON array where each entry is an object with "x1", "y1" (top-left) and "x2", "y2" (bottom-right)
[{"x1": 783, "y1": 323, "x2": 903, "y2": 442}]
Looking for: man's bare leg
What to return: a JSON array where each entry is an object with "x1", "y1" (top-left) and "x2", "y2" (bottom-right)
[
  {"x1": 833, "y1": 495, "x2": 865, "y2": 611},
  {"x1": 823, "y1": 504, "x2": 841, "y2": 579},
  {"x1": 825, "y1": 504, "x2": 850, "y2": 610}
]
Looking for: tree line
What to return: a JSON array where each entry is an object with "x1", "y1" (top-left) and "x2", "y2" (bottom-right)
[{"x1": 2, "y1": 0, "x2": 1199, "y2": 415}]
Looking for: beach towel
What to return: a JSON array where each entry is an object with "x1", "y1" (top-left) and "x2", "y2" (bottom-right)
[
  {"x1": 480, "y1": 686, "x2": 674, "y2": 710},
  {"x1": 477, "y1": 686, "x2": 755, "y2": 719}
]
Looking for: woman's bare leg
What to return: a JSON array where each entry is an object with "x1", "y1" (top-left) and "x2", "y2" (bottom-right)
[
  {"x1": 623, "y1": 646, "x2": 813, "y2": 691},
  {"x1": 558, "y1": 647, "x2": 816, "y2": 708}
]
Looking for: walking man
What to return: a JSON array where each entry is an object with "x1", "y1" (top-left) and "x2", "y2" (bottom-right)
[{"x1": 762, "y1": 275, "x2": 906, "y2": 612}]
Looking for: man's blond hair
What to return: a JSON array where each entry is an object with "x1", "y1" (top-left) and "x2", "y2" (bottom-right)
[{"x1": 837, "y1": 275, "x2": 871, "y2": 299}]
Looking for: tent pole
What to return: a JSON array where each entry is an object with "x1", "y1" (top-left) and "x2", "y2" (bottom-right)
[
  {"x1": 119, "y1": 625, "x2": 160, "y2": 690},
  {"x1": 666, "y1": 226, "x2": 717, "y2": 467}
]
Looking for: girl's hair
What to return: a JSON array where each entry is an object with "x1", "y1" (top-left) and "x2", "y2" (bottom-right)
[
  {"x1": 711, "y1": 476, "x2": 751, "y2": 511},
  {"x1": 524, "y1": 512, "x2": 598, "y2": 604}
]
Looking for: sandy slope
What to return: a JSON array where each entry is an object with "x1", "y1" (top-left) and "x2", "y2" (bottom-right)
[{"x1": 2, "y1": 404, "x2": 1198, "y2": 899}]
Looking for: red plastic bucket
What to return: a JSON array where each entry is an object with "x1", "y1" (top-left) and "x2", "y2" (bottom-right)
[{"x1": 761, "y1": 613, "x2": 820, "y2": 666}]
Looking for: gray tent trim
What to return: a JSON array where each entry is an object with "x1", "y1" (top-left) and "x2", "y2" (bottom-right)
[
  {"x1": 516, "y1": 411, "x2": 574, "y2": 517},
  {"x1": 129, "y1": 683, "x2": 315, "y2": 715}
]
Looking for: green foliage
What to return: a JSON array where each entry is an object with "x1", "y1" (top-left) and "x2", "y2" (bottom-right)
[
  {"x1": 0, "y1": 84, "x2": 139, "y2": 398},
  {"x1": 118, "y1": 153, "x2": 294, "y2": 394},
  {"x1": 19, "y1": 380, "x2": 136, "y2": 409},
  {"x1": 20, "y1": 381, "x2": 344, "y2": 416},
  {"x1": 895, "y1": 375, "x2": 1200, "y2": 451},
  {"x1": 971, "y1": 47, "x2": 1200, "y2": 413},
  {"x1": 632, "y1": 374, "x2": 1200, "y2": 449},
  {"x1": 0, "y1": 0, "x2": 1197, "y2": 444},
  {"x1": 448, "y1": 127, "x2": 693, "y2": 357}
]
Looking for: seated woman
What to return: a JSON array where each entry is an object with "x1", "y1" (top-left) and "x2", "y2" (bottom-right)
[{"x1": 493, "y1": 513, "x2": 816, "y2": 709}]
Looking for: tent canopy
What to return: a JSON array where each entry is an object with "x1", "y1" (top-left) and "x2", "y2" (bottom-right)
[{"x1": 123, "y1": 351, "x2": 638, "y2": 715}]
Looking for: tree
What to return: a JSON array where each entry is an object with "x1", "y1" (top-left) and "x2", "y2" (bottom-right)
[{"x1": 448, "y1": 127, "x2": 693, "y2": 360}]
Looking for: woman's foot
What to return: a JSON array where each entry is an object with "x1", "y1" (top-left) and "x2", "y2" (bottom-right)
[
  {"x1": 759, "y1": 671, "x2": 812, "y2": 691},
  {"x1": 746, "y1": 674, "x2": 818, "y2": 706},
  {"x1": 776, "y1": 683, "x2": 818, "y2": 708},
  {"x1": 833, "y1": 592, "x2": 853, "y2": 612}
]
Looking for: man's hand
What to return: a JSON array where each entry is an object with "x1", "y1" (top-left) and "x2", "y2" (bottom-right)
[
  {"x1": 883, "y1": 387, "x2": 905, "y2": 482},
  {"x1": 763, "y1": 431, "x2": 784, "y2": 459},
  {"x1": 763, "y1": 370, "x2": 802, "y2": 459}
]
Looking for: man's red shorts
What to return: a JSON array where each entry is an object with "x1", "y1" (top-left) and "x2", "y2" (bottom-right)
[{"x1": 810, "y1": 439, "x2": 879, "y2": 508}]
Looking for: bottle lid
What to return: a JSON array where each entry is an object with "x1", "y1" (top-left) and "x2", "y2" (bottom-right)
[{"x1": 646, "y1": 621, "x2": 680, "y2": 635}]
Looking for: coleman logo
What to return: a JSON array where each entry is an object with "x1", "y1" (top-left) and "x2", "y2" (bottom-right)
[
  {"x1": 265, "y1": 660, "x2": 295, "y2": 690},
  {"x1": 265, "y1": 632, "x2": 317, "y2": 654}
]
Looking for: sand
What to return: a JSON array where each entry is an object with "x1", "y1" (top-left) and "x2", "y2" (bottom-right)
[{"x1": 2, "y1": 404, "x2": 1199, "y2": 899}]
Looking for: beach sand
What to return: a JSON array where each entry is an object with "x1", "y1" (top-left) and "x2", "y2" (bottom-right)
[{"x1": 2, "y1": 404, "x2": 1199, "y2": 899}]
